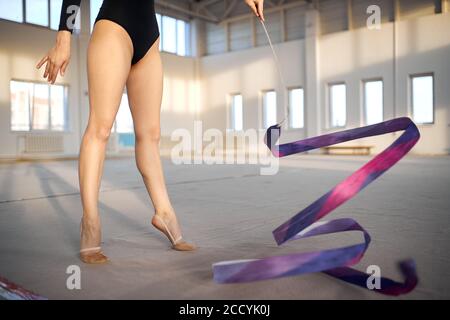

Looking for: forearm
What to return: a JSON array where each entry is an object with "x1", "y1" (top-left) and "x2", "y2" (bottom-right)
[
  {"x1": 58, "y1": 0, "x2": 82, "y2": 33},
  {"x1": 56, "y1": 30, "x2": 72, "y2": 48}
]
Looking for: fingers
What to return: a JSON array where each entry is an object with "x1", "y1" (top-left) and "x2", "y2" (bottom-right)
[
  {"x1": 60, "y1": 60, "x2": 69, "y2": 76},
  {"x1": 49, "y1": 63, "x2": 59, "y2": 84},
  {"x1": 38, "y1": 52, "x2": 69, "y2": 83},
  {"x1": 36, "y1": 56, "x2": 48, "y2": 69},
  {"x1": 257, "y1": 0, "x2": 265, "y2": 21},
  {"x1": 44, "y1": 60, "x2": 51, "y2": 79},
  {"x1": 247, "y1": 1, "x2": 259, "y2": 18},
  {"x1": 42, "y1": 59, "x2": 59, "y2": 84},
  {"x1": 42, "y1": 58, "x2": 67, "y2": 83}
]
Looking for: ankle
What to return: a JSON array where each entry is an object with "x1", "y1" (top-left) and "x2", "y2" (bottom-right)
[
  {"x1": 82, "y1": 215, "x2": 100, "y2": 227},
  {"x1": 154, "y1": 208, "x2": 175, "y2": 219}
]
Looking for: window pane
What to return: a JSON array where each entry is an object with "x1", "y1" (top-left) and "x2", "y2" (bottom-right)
[
  {"x1": 156, "y1": 14, "x2": 162, "y2": 51},
  {"x1": 412, "y1": 75, "x2": 434, "y2": 124},
  {"x1": 26, "y1": 0, "x2": 49, "y2": 26},
  {"x1": 0, "y1": 0, "x2": 23, "y2": 23},
  {"x1": 263, "y1": 91, "x2": 277, "y2": 129},
  {"x1": 32, "y1": 84, "x2": 50, "y2": 130},
  {"x1": 231, "y1": 94, "x2": 243, "y2": 131},
  {"x1": 289, "y1": 88, "x2": 304, "y2": 129},
  {"x1": 116, "y1": 94, "x2": 134, "y2": 133},
  {"x1": 50, "y1": 85, "x2": 66, "y2": 131},
  {"x1": 90, "y1": 0, "x2": 103, "y2": 32},
  {"x1": 330, "y1": 84, "x2": 346, "y2": 127},
  {"x1": 162, "y1": 16, "x2": 177, "y2": 53},
  {"x1": 177, "y1": 20, "x2": 186, "y2": 56},
  {"x1": 50, "y1": 0, "x2": 63, "y2": 30},
  {"x1": 364, "y1": 80, "x2": 383, "y2": 125},
  {"x1": 10, "y1": 81, "x2": 31, "y2": 131}
]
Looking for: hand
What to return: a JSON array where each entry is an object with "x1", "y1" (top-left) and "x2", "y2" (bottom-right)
[
  {"x1": 245, "y1": 0, "x2": 264, "y2": 21},
  {"x1": 36, "y1": 31, "x2": 71, "y2": 84}
]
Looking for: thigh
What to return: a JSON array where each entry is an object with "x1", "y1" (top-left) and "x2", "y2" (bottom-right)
[
  {"x1": 126, "y1": 37, "x2": 163, "y2": 135},
  {"x1": 87, "y1": 20, "x2": 134, "y2": 128}
]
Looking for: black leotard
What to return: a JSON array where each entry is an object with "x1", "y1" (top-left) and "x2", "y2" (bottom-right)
[{"x1": 59, "y1": 0, "x2": 160, "y2": 65}]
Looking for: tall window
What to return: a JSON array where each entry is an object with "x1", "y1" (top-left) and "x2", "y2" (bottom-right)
[
  {"x1": 113, "y1": 93, "x2": 134, "y2": 134},
  {"x1": 111, "y1": 93, "x2": 135, "y2": 147},
  {"x1": 0, "y1": 0, "x2": 24, "y2": 23},
  {"x1": 0, "y1": 0, "x2": 64, "y2": 30},
  {"x1": 329, "y1": 83, "x2": 346, "y2": 127},
  {"x1": 263, "y1": 90, "x2": 277, "y2": 129},
  {"x1": 162, "y1": 15, "x2": 177, "y2": 53},
  {"x1": 364, "y1": 80, "x2": 383, "y2": 125},
  {"x1": 10, "y1": 80, "x2": 68, "y2": 132},
  {"x1": 158, "y1": 13, "x2": 190, "y2": 56},
  {"x1": 50, "y1": 0, "x2": 63, "y2": 30},
  {"x1": 156, "y1": 13, "x2": 162, "y2": 51},
  {"x1": 90, "y1": 0, "x2": 103, "y2": 32},
  {"x1": 289, "y1": 88, "x2": 304, "y2": 129},
  {"x1": 230, "y1": 94, "x2": 243, "y2": 131},
  {"x1": 25, "y1": 0, "x2": 49, "y2": 26},
  {"x1": 411, "y1": 74, "x2": 434, "y2": 124},
  {"x1": 177, "y1": 19, "x2": 187, "y2": 56}
]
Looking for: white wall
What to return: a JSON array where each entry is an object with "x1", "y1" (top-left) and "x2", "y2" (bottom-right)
[
  {"x1": 0, "y1": 15, "x2": 198, "y2": 159},
  {"x1": 319, "y1": 12, "x2": 450, "y2": 154},
  {"x1": 1, "y1": 8, "x2": 449, "y2": 159},
  {"x1": 0, "y1": 19, "x2": 84, "y2": 159},
  {"x1": 200, "y1": 39, "x2": 306, "y2": 144},
  {"x1": 199, "y1": 11, "x2": 450, "y2": 155},
  {"x1": 160, "y1": 53, "x2": 198, "y2": 137}
]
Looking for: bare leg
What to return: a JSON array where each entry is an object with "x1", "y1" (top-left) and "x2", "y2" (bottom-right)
[
  {"x1": 79, "y1": 20, "x2": 133, "y2": 262},
  {"x1": 126, "y1": 38, "x2": 196, "y2": 251}
]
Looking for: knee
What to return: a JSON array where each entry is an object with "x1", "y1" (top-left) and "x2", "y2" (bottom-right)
[
  {"x1": 85, "y1": 124, "x2": 112, "y2": 142},
  {"x1": 136, "y1": 126, "x2": 161, "y2": 143}
]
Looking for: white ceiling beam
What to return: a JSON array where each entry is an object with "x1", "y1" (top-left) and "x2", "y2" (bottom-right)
[
  {"x1": 197, "y1": 0, "x2": 224, "y2": 10},
  {"x1": 220, "y1": 0, "x2": 307, "y2": 24},
  {"x1": 222, "y1": 0, "x2": 239, "y2": 20},
  {"x1": 155, "y1": 0, "x2": 219, "y2": 22}
]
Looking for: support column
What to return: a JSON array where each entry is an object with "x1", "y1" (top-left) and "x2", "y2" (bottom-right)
[
  {"x1": 190, "y1": 18, "x2": 206, "y2": 57},
  {"x1": 443, "y1": 0, "x2": 450, "y2": 12},
  {"x1": 347, "y1": 0, "x2": 353, "y2": 30},
  {"x1": 225, "y1": 22, "x2": 230, "y2": 52},
  {"x1": 304, "y1": 8, "x2": 321, "y2": 140},
  {"x1": 190, "y1": 19, "x2": 206, "y2": 122},
  {"x1": 280, "y1": 9, "x2": 286, "y2": 42}
]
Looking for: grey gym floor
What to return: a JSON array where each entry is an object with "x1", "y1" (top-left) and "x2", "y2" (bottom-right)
[{"x1": 0, "y1": 154, "x2": 449, "y2": 299}]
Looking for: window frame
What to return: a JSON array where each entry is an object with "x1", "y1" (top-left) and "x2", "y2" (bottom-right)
[
  {"x1": 112, "y1": 92, "x2": 135, "y2": 134},
  {"x1": 0, "y1": 2, "x2": 191, "y2": 55},
  {"x1": 9, "y1": 78, "x2": 70, "y2": 133},
  {"x1": 228, "y1": 93, "x2": 243, "y2": 131},
  {"x1": 362, "y1": 78, "x2": 384, "y2": 126},
  {"x1": 261, "y1": 89, "x2": 277, "y2": 129},
  {"x1": 0, "y1": 0, "x2": 25, "y2": 24},
  {"x1": 287, "y1": 86, "x2": 305, "y2": 130},
  {"x1": 0, "y1": 0, "x2": 66, "y2": 31},
  {"x1": 328, "y1": 82, "x2": 347, "y2": 129},
  {"x1": 158, "y1": 13, "x2": 190, "y2": 57},
  {"x1": 409, "y1": 73, "x2": 435, "y2": 125}
]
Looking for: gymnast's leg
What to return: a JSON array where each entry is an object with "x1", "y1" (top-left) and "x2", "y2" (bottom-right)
[
  {"x1": 126, "y1": 38, "x2": 196, "y2": 251},
  {"x1": 79, "y1": 20, "x2": 133, "y2": 263}
]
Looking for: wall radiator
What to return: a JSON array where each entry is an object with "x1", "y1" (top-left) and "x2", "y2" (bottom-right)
[{"x1": 19, "y1": 135, "x2": 64, "y2": 153}]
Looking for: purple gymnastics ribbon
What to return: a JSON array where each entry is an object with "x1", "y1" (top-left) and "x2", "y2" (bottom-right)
[
  {"x1": 212, "y1": 117, "x2": 419, "y2": 296},
  {"x1": 0, "y1": 276, "x2": 47, "y2": 300}
]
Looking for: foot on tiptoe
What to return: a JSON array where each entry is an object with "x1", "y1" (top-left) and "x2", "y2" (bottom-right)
[{"x1": 151, "y1": 211, "x2": 196, "y2": 251}]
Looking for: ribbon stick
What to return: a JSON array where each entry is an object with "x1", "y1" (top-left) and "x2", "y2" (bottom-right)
[{"x1": 213, "y1": 117, "x2": 420, "y2": 296}]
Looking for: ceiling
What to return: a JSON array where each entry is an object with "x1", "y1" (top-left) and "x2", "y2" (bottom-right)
[{"x1": 155, "y1": 0, "x2": 310, "y2": 23}]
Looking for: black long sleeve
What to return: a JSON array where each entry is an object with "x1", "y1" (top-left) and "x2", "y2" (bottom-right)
[{"x1": 58, "y1": 0, "x2": 82, "y2": 33}]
